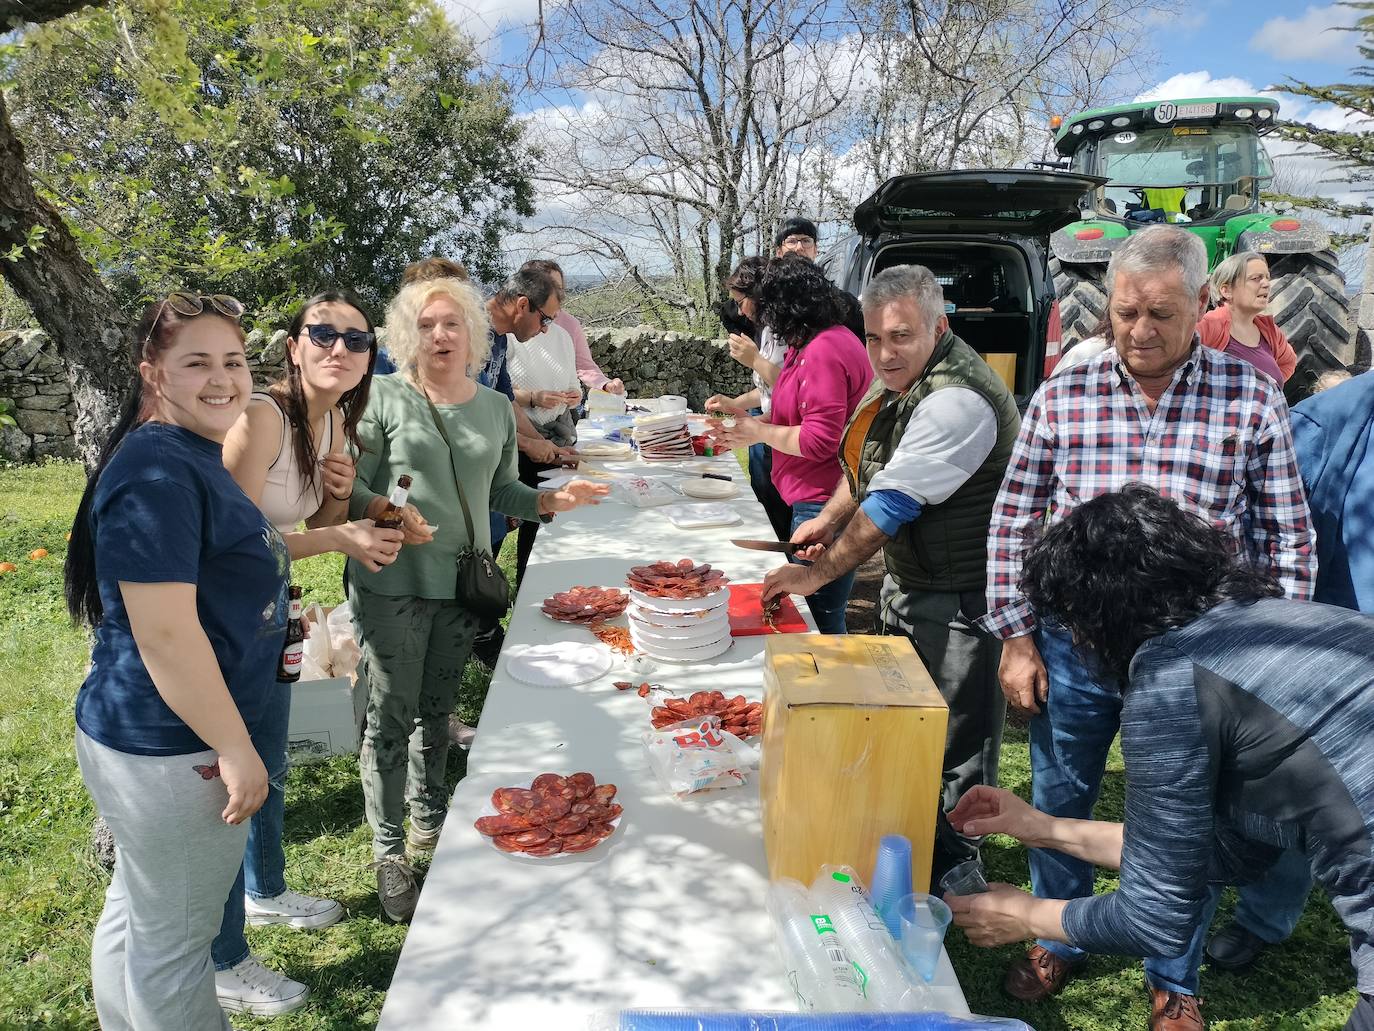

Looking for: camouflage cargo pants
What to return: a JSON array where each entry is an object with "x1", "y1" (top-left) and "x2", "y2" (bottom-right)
[{"x1": 351, "y1": 583, "x2": 477, "y2": 859}]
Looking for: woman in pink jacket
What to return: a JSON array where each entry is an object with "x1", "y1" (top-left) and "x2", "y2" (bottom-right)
[
  {"x1": 1197, "y1": 252, "x2": 1297, "y2": 386},
  {"x1": 711, "y1": 256, "x2": 872, "y2": 632}
]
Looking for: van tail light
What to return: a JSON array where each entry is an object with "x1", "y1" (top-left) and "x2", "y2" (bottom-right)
[{"x1": 1043, "y1": 300, "x2": 1063, "y2": 378}]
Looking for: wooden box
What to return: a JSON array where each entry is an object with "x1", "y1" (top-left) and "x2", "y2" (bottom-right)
[{"x1": 760, "y1": 634, "x2": 948, "y2": 891}]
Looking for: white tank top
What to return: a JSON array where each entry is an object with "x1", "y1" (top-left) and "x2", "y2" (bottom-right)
[{"x1": 249, "y1": 392, "x2": 333, "y2": 532}]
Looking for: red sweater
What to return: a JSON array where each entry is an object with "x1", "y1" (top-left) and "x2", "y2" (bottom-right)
[{"x1": 1197, "y1": 306, "x2": 1297, "y2": 383}]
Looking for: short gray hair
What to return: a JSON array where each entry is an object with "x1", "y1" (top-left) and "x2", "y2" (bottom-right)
[
  {"x1": 495, "y1": 266, "x2": 560, "y2": 309},
  {"x1": 1209, "y1": 250, "x2": 1267, "y2": 302},
  {"x1": 861, "y1": 264, "x2": 946, "y2": 332},
  {"x1": 1106, "y1": 225, "x2": 1209, "y2": 299}
]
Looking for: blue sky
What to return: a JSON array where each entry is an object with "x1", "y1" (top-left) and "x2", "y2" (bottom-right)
[{"x1": 1144, "y1": 1, "x2": 1365, "y2": 105}]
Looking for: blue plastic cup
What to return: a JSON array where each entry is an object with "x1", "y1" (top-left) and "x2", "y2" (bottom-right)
[
  {"x1": 896, "y1": 892, "x2": 953, "y2": 982},
  {"x1": 869, "y1": 834, "x2": 914, "y2": 938}
]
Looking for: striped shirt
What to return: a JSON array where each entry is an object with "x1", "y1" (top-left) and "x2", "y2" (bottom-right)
[
  {"x1": 1061, "y1": 598, "x2": 1374, "y2": 992},
  {"x1": 980, "y1": 343, "x2": 1315, "y2": 638}
]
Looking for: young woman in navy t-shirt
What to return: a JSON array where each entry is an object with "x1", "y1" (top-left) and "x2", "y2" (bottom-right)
[{"x1": 65, "y1": 294, "x2": 289, "y2": 1031}]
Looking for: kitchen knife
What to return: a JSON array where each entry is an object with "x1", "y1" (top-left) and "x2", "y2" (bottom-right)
[{"x1": 730, "y1": 538, "x2": 799, "y2": 554}]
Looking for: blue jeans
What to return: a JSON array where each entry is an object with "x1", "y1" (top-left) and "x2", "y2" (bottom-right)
[
  {"x1": 212, "y1": 682, "x2": 291, "y2": 970},
  {"x1": 746, "y1": 410, "x2": 792, "y2": 542},
  {"x1": 1029, "y1": 626, "x2": 1213, "y2": 995},
  {"x1": 789, "y1": 501, "x2": 856, "y2": 635},
  {"x1": 489, "y1": 511, "x2": 508, "y2": 556},
  {"x1": 1232, "y1": 846, "x2": 1313, "y2": 942}
]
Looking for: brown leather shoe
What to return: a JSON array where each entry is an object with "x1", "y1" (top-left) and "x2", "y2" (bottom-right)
[
  {"x1": 1150, "y1": 988, "x2": 1205, "y2": 1031},
  {"x1": 1003, "y1": 944, "x2": 1084, "y2": 1001}
]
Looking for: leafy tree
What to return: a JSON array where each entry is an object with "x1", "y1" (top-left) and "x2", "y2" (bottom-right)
[{"x1": 9, "y1": 0, "x2": 533, "y2": 324}]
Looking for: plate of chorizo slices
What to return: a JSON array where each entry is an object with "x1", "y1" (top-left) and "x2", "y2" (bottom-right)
[{"x1": 474, "y1": 773, "x2": 623, "y2": 858}]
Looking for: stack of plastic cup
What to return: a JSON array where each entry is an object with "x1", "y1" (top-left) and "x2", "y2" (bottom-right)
[
  {"x1": 895, "y1": 893, "x2": 953, "y2": 982},
  {"x1": 869, "y1": 835, "x2": 914, "y2": 939},
  {"x1": 810, "y1": 865, "x2": 927, "y2": 1011},
  {"x1": 765, "y1": 878, "x2": 868, "y2": 1012}
]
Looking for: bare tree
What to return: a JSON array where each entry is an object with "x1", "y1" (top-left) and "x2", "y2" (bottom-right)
[
  {"x1": 523, "y1": 0, "x2": 862, "y2": 330},
  {"x1": 846, "y1": 0, "x2": 1176, "y2": 190}
]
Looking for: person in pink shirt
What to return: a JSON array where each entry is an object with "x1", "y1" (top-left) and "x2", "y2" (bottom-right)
[
  {"x1": 712, "y1": 255, "x2": 872, "y2": 632},
  {"x1": 526, "y1": 260, "x2": 626, "y2": 395}
]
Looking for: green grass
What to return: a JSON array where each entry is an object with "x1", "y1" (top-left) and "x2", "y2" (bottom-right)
[{"x1": 0, "y1": 463, "x2": 1358, "y2": 1029}]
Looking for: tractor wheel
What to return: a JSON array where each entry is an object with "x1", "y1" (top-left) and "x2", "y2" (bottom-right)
[
  {"x1": 1266, "y1": 249, "x2": 1355, "y2": 400},
  {"x1": 1049, "y1": 257, "x2": 1109, "y2": 351}
]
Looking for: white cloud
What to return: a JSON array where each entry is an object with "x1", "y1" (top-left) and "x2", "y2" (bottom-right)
[
  {"x1": 1249, "y1": 4, "x2": 1360, "y2": 63},
  {"x1": 1135, "y1": 71, "x2": 1269, "y2": 104}
]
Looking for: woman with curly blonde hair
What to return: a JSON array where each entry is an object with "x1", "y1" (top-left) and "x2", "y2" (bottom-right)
[{"x1": 345, "y1": 277, "x2": 607, "y2": 922}]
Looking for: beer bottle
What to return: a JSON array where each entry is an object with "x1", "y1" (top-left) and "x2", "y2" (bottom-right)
[
  {"x1": 374, "y1": 474, "x2": 413, "y2": 530},
  {"x1": 277, "y1": 585, "x2": 305, "y2": 683}
]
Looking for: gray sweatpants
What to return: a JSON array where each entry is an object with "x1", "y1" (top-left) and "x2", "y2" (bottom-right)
[{"x1": 76, "y1": 728, "x2": 247, "y2": 1031}]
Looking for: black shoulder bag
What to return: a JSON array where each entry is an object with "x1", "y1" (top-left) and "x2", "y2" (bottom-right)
[{"x1": 424, "y1": 396, "x2": 512, "y2": 620}]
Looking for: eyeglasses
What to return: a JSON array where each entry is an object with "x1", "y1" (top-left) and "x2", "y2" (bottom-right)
[
  {"x1": 303, "y1": 323, "x2": 376, "y2": 354},
  {"x1": 533, "y1": 304, "x2": 554, "y2": 329},
  {"x1": 780, "y1": 235, "x2": 816, "y2": 249}
]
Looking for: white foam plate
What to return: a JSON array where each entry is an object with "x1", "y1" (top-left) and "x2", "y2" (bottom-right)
[
  {"x1": 628, "y1": 608, "x2": 730, "y2": 641},
  {"x1": 627, "y1": 602, "x2": 728, "y2": 627},
  {"x1": 632, "y1": 635, "x2": 735, "y2": 663},
  {"x1": 680, "y1": 478, "x2": 738, "y2": 500},
  {"x1": 628, "y1": 585, "x2": 730, "y2": 612},
  {"x1": 504, "y1": 642, "x2": 613, "y2": 687},
  {"x1": 663, "y1": 503, "x2": 742, "y2": 529},
  {"x1": 577, "y1": 442, "x2": 634, "y2": 459}
]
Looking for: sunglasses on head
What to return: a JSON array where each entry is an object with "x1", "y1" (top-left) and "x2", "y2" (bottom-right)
[
  {"x1": 144, "y1": 292, "x2": 245, "y2": 350},
  {"x1": 302, "y1": 323, "x2": 376, "y2": 353}
]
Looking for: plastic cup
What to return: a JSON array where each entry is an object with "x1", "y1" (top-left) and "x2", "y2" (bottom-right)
[
  {"x1": 895, "y1": 892, "x2": 952, "y2": 982},
  {"x1": 939, "y1": 859, "x2": 989, "y2": 896},
  {"x1": 869, "y1": 834, "x2": 913, "y2": 938}
]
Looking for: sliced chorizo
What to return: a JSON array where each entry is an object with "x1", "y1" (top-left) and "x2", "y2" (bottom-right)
[
  {"x1": 591, "y1": 783, "x2": 617, "y2": 804},
  {"x1": 551, "y1": 813, "x2": 589, "y2": 835},
  {"x1": 522, "y1": 837, "x2": 566, "y2": 857},
  {"x1": 567, "y1": 772, "x2": 596, "y2": 799},
  {"x1": 474, "y1": 813, "x2": 534, "y2": 836},
  {"x1": 492, "y1": 787, "x2": 541, "y2": 815}
]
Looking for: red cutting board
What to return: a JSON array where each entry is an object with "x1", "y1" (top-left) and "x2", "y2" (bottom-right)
[{"x1": 728, "y1": 583, "x2": 810, "y2": 635}]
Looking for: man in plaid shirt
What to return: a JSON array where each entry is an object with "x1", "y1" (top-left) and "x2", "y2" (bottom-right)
[{"x1": 979, "y1": 226, "x2": 1315, "y2": 1031}]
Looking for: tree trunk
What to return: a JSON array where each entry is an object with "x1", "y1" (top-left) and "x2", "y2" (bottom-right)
[{"x1": 0, "y1": 87, "x2": 130, "y2": 467}]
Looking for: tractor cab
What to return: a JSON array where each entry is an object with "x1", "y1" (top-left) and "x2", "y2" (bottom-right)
[{"x1": 1057, "y1": 98, "x2": 1277, "y2": 229}]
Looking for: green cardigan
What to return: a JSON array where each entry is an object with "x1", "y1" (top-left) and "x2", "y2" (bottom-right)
[{"x1": 347, "y1": 375, "x2": 541, "y2": 599}]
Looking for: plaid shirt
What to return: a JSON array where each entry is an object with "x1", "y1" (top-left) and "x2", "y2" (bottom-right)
[{"x1": 980, "y1": 343, "x2": 1315, "y2": 639}]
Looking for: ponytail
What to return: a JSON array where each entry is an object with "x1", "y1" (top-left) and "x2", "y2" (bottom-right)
[{"x1": 64, "y1": 380, "x2": 144, "y2": 626}]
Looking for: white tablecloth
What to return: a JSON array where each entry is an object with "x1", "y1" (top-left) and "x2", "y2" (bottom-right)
[{"x1": 377, "y1": 436, "x2": 969, "y2": 1029}]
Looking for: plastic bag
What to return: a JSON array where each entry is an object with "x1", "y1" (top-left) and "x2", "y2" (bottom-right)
[
  {"x1": 301, "y1": 602, "x2": 332, "y2": 679},
  {"x1": 642, "y1": 715, "x2": 749, "y2": 797},
  {"x1": 326, "y1": 602, "x2": 361, "y2": 679}
]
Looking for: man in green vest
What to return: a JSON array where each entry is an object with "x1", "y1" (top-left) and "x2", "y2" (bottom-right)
[{"x1": 762, "y1": 263, "x2": 1020, "y2": 882}]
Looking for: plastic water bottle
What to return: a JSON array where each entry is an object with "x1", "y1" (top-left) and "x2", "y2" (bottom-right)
[
  {"x1": 765, "y1": 878, "x2": 869, "y2": 1012},
  {"x1": 811, "y1": 865, "x2": 928, "y2": 1011}
]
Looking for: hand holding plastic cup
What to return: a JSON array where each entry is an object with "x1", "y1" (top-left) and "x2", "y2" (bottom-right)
[
  {"x1": 939, "y1": 859, "x2": 989, "y2": 896},
  {"x1": 896, "y1": 892, "x2": 952, "y2": 982}
]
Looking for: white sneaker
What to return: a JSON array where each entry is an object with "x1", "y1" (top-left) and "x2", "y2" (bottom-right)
[
  {"x1": 245, "y1": 889, "x2": 344, "y2": 929},
  {"x1": 215, "y1": 955, "x2": 310, "y2": 1016}
]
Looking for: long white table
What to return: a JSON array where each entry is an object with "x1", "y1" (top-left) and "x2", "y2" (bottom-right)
[{"x1": 377, "y1": 438, "x2": 969, "y2": 1028}]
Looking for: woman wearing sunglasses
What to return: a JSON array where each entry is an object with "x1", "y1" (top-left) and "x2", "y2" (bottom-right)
[
  {"x1": 210, "y1": 290, "x2": 402, "y2": 1016},
  {"x1": 65, "y1": 292, "x2": 289, "y2": 1030}
]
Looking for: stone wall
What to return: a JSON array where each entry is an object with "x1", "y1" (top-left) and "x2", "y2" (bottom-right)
[
  {"x1": 0, "y1": 331, "x2": 77, "y2": 463},
  {"x1": 0, "y1": 325, "x2": 750, "y2": 463},
  {"x1": 583, "y1": 325, "x2": 752, "y2": 409}
]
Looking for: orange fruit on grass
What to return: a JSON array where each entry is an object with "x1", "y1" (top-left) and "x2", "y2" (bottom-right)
[
  {"x1": 29, "y1": 548, "x2": 48, "y2": 560},
  {"x1": 0, "y1": 562, "x2": 16, "y2": 573}
]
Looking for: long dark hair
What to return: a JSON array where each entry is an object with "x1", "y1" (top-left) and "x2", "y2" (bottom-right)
[
  {"x1": 1020, "y1": 484, "x2": 1283, "y2": 685},
  {"x1": 756, "y1": 254, "x2": 847, "y2": 349},
  {"x1": 273, "y1": 291, "x2": 377, "y2": 498},
  {"x1": 720, "y1": 256, "x2": 767, "y2": 335},
  {"x1": 65, "y1": 299, "x2": 247, "y2": 627}
]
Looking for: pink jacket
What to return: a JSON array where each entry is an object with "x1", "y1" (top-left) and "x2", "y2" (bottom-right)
[{"x1": 1197, "y1": 307, "x2": 1297, "y2": 383}]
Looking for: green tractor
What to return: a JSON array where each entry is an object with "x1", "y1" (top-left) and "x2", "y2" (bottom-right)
[{"x1": 1049, "y1": 96, "x2": 1357, "y2": 397}]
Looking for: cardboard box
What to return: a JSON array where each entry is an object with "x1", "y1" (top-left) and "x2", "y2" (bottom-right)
[
  {"x1": 760, "y1": 634, "x2": 948, "y2": 891},
  {"x1": 287, "y1": 673, "x2": 367, "y2": 763}
]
